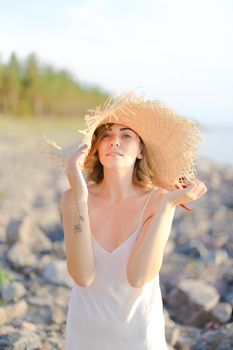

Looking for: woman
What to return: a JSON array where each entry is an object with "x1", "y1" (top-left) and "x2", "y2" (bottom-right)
[{"x1": 40, "y1": 91, "x2": 207, "y2": 349}]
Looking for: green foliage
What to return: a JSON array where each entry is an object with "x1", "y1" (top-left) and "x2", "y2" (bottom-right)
[
  {"x1": 0, "y1": 268, "x2": 14, "y2": 285},
  {"x1": 0, "y1": 269, "x2": 14, "y2": 305},
  {"x1": 0, "y1": 52, "x2": 109, "y2": 118}
]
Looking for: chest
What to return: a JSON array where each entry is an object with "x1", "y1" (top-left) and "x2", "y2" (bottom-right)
[{"x1": 88, "y1": 197, "x2": 148, "y2": 252}]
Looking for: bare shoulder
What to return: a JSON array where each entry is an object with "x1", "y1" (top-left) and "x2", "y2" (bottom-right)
[
  {"x1": 87, "y1": 183, "x2": 98, "y2": 193},
  {"x1": 150, "y1": 186, "x2": 169, "y2": 200},
  {"x1": 87, "y1": 183, "x2": 103, "y2": 197},
  {"x1": 157, "y1": 187, "x2": 170, "y2": 198},
  {"x1": 146, "y1": 187, "x2": 170, "y2": 215}
]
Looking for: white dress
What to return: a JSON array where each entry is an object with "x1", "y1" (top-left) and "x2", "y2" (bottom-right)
[{"x1": 65, "y1": 189, "x2": 168, "y2": 349}]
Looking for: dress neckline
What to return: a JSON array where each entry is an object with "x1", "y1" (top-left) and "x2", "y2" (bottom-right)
[
  {"x1": 91, "y1": 224, "x2": 141, "y2": 255},
  {"x1": 91, "y1": 188, "x2": 157, "y2": 256}
]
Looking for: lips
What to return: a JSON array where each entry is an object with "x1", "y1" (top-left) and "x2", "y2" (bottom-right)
[{"x1": 106, "y1": 151, "x2": 123, "y2": 156}]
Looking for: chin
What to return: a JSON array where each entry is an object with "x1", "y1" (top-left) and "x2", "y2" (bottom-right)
[{"x1": 100, "y1": 156, "x2": 123, "y2": 165}]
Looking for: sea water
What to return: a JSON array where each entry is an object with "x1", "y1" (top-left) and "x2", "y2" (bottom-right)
[{"x1": 198, "y1": 125, "x2": 233, "y2": 166}]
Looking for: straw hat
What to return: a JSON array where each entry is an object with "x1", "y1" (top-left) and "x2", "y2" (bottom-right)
[{"x1": 38, "y1": 90, "x2": 202, "y2": 192}]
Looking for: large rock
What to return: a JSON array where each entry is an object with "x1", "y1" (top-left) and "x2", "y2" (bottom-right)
[
  {"x1": 225, "y1": 289, "x2": 233, "y2": 305},
  {"x1": 6, "y1": 219, "x2": 22, "y2": 245},
  {"x1": 167, "y1": 279, "x2": 220, "y2": 327},
  {"x1": 192, "y1": 322, "x2": 233, "y2": 350},
  {"x1": 173, "y1": 322, "x2": 233, "y2": 350},
  {"x1": 42, "y1": 260, "x2": 73, "y2": 288},
  {"x1": 160, "y1": 253, "x2": 190, "y2": 289},
  {"x1": 176, "y1": 240, "x2": 209, "y2": 259},
  {"x1": 0, "y1": 330, "x2": 42, "y2": 349},
  {"x1": 6, "y1": 242, "x2": 37, "y2": 270},
  {"x1": 6, "y1": 216, "x2": 52, "y2": 253},
  {"x1": 0, "y1": 299, "x2": 28, "y2": 325},
  {"x1": 164, "y1": 239, "x2": 175, "y2": 256},
  {"x1": 34, "y1": 207, "x2": 62, "y2": 241},
  {"x1": 164, "y1": 308, "x2": 180, "y2": 347},
  {"x1": 51, "y1": 304, "x2": 67, "y2": 324},
  {"x1": 204, "y1": 248, "x2": 229, "y2": 265},
  {"x1": 210, "y1": 302, "x2": 232, "y2": 324},
  {"x1": 172, "y1": 324, "x2": 201, "y2": 350},
  {"x1": 0, "y1": 281, "x2": 26, "y2": 302}
]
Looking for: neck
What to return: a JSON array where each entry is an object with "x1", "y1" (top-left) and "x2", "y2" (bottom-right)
[{"x1": 99, "y1": 167, "x2": 140, "y2": 202}]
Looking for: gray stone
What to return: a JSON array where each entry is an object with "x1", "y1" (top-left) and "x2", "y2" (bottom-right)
[
  {"x1": 172, "y1": 324, "x2": 201, "y2": 350},
  {"x1": 167, "y1": 279, "x2": 220, "y2": 327},
  {"x1": 165, "y1": 325, "x2": 180, "y2": 347},
  {"x1": 225, "y1": 290, "x2": 233, "y2": 305},
  {"x1": 6, "y1": 216, "x2": 52, "y2": 253},
  {"x1": 177, "y1": 240, "x2": 209, "y2": 259},
  {"x1": 192, "y1": 322, "x2": 233, "y2": 350},
  {"x1": 24, "y1": 304, "x2": 53, "y2": 325},
  {"x1": 0, "y1": 299, "x2": 28, "y2": 325},
  {"x1": 204, "y1": 249, "x2": 229, "y2": 265},
  {"x1": 35, "y1": 208, "x2": 61, "y2": 236},
  {"x1": 42, "y1": 335, "x2": 65, "y2": 350},
  {"x1": 0, "y1": 281, "x2": 26, "y2": 302},
  {"x1": 0, "y1": 330, "x2": 42, "y2": 349},
  {"x1": 211, "y1": 302, "x2": 232, "y2": 324},
  {"x1": 7, "y1": 242, "x2": 37, "y2": 269},
  {"x1": 26, "y1": 296, "x2": 52, "y2": 307},
  {"x1": 6, "y1": 219, "x2": 22, "y2": 245},
  {"x1": 222, "y1": 262, "x2": 233, "y2": 283},
  {"x1": 51, "y1": 304, "x2": 67, "y2": 324},
  {"x1": 164, "y1": 239, "x2": 175, "y2": 256},
  {"x1": 52, "y1": 241, "x2": 66, "y2": 258},
  {"x1": 42, "y1": 259, "x2": 73, "y2": 288},
  {"x1": 160, "y1": 253, "x2": 190, "y2": 287}
]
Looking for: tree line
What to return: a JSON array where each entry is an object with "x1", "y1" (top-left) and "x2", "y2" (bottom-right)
[{"x1": 0, "y1": 52, "x2": 109, "y2": 118}]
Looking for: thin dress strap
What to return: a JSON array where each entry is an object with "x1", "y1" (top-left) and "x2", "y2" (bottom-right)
[{"x1": 137, "y1": 187, "x2": 157, "y2": 231}]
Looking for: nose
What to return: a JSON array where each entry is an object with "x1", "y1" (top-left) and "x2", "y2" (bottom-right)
[{"x1": 110, "y1": 136, "x2": 119, "y2": 147}]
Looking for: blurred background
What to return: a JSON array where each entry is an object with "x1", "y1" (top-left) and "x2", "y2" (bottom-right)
[
  {"x1": 0, "y1": 1, "x2": 232, "y2": 349},
  {"x1": 0, "y1": 0, "x2": 233, "y2": 164}
]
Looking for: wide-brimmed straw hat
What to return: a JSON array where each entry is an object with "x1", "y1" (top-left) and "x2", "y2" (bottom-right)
[{"x1": 38, "y1": 90, "x2": 202, "y2": 192}]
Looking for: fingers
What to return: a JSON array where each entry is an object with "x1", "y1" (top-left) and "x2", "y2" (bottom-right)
[
  {"x1": 65, "y1": 143, "x2": 88, "y2": 175},
  {"x1": 196, "y1": 181, "x2": 208, "y2": 198},
  {"x1": 79, "y1": 142, "x2": 88, "y2": 150},
  {"x1": 71, "y1": 143, "x2": 88, "y2": 160},
  {"x1": 183, "y1": 178, "x2": 207, "y2": 201}
]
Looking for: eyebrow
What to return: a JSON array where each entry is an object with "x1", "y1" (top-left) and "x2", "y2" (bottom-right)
[{"x1": 107, "y1": 127, "x2": 134, "y2": 132}]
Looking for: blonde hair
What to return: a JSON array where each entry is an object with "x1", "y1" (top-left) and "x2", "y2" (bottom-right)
[{"x1": 83, "y1": 123, "x2": 155, "y2": 190}]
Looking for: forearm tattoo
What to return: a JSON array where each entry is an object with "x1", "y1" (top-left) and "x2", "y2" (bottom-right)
[
  {"x1": 73, "y1": 215, "x2": 84, "y2": 234},
  {"x1": 69, "y1": 205, "x2": 85, "y2": 235}
]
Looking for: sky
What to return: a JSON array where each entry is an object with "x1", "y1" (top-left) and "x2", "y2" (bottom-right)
[{"x1": 0, "y1": 0, "x2": 233, "y2": 126}]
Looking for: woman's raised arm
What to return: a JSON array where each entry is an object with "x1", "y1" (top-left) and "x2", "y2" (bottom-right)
[
  {"x1": 127, "y1": 179, "x2": 207, "y2": 288},
  {"x1": 60, "y1": 143, "x2": 95, "y2": 287}
]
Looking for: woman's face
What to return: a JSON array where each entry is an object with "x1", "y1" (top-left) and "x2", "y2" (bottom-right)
[{"x1": 97, "y1": 123, "x2": 142, "y2": 169}]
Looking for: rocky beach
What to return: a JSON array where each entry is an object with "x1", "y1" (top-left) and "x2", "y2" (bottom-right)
[{"x1": 0, "y1": 122, "x2": 232, "y2": 349}]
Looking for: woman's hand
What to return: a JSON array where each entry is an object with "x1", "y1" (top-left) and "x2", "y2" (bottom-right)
[
  {"x1": 65, "y1": 143, "x2": 89, "y2": 202},
  {"x1": 165, "y1": 178, "x2": 208, "y2": 208}
]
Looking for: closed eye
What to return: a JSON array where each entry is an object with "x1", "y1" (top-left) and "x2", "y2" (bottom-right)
[{"x1": 102, "y1": 133, "x2": 132, "y2": 138}]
